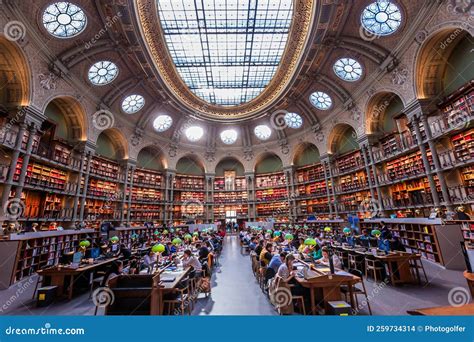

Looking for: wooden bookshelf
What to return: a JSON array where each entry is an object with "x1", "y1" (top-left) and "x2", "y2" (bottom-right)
[
  {"x1": 296, "y1": 163, "x2": 325, "y2": 183},
  {"x1": 297, "y1": 197, "x2": 329, "y2": 215},
  {"x1": 213, "y1": 204, "x2": 248, "y2": 219},
  {"x1": 439, "y1": 81, "x2": 474, "y2": 131},
  {"x1": 386, "y1": 177, "x2": 439, "y2": 209},
  {"x1": 255, "y1": 187, "x2": 288, "y2": 201},
  {"x1": 255, "y1": 172, "x2": 286, "y2": 188},
  {"x1": 297, "y1": 180, "x2": 327, "y2": 197},
  {"x1": 89, "y1": 156, "x2": 120, "y2": 180},
  {"x1": 336, "y1": 170, "x2": 368, "y2": 193},
  {"x1": 384, "y1": 150, "x2": 433, "y2": 182},
  {"x1": 256, "y1": 201, "x2": 289, "y2": 217},
  {"x1": 133, "y1": 168, "x2": 162, "y2": 188},
  {"x1": 174, "y1": 174, "x2": 205, "y2": 190},
  {"x1": 108, "y1": 226, "x2": 156, "y2": 247},
  {"x1": 360, "y1": 218, "x2": 465, "y2": 269},
  {"x1": 0, "y1": 229, "x2": 100, "y2": 289},
  {"x1": 88, "y1": 178, "x2": 119, "y2": 198},
  {"x1": 130, "y1": 186, "x2": 162, "y2": 202},
  {"x1": 214, "y1": 191, "x2": 248, "y2": 204},
  {"x1": 448, "y1": 220, "x2": 474, "y2": 243},
  {"x1": 461, "y1": 166, "x2": 474, "y2": 198},
  {"x1": 214, "y1": 176, "x2": 247, "y2": 191},
  {"x1": 129, "y1": 204, "x2": 161, "y2": 222},
  {"x1": 333, "y1": 151, "x2": 364, "y2": 175},
  {"x1": 452, "y1": 129, "x2": 474, "y2": 163},
  {"x1": 337, "y1": 191, "x2": 371, "y2": 213}
]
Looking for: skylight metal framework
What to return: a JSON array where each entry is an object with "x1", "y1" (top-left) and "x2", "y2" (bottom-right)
[{"x1": 157, "y1": 0, "x2": 293, "y2": 106}]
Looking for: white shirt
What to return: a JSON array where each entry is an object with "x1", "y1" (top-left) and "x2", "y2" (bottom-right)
[{"x1": 183, "y1": 255, "x2": 202, "y2": 271}]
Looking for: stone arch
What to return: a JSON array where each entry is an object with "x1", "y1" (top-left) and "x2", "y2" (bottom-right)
[
  {"x1": 42, "y1": 96, "x2": 88, "y2": 141},
  {"x1": 327, "y1": 123, "x2": 358, "y2": 155},
  {"x1": 136, "y1": 144, "x2": 168, "y2": 170},
  {"x1": 415, "y1": 26, "x2": 472, "y2": 99},
  {"x1": 0, "y1": 36, "x2": 31, "y2": 108},
  {"x1": 95, "y1": 128, "x2": 129, "y2": 160},
  {"x1": 365, "y1": 92, "x2": 404, "y2": 135}
]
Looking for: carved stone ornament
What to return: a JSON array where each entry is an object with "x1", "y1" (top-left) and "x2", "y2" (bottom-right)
[
  {"x1": 279, "y1": 138, "x2": 290, "y2": 155},
  {"x1": 38, "y1": 73, "x2": 58, "y2": 90},
  {"x1": 351, "y1": 106, "x2": 362, "y2": 121},
  {"x1": 205, "y1": 149, "x2": 216, "y2": 163},
  {"x1": 131, "y1": 134, "x2": 142, "y2": 147},
  {"x1": 168, "y1": 144, "x2": 177, "y2": 158},
  {"x1": 316, "y1": 131, "x2": 324, "y2": 142},
  {"x1": 243, "y1": 147, "x2": 254, "y2": 161},
  {"x1": 415, "y1": 29, "x2": 428, "y2": 45},
  {"x1": 391, "y1": 65, "x2": 409, "y2": 85}
]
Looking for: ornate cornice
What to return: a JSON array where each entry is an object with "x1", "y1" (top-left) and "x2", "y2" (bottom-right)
[{"x1": 135, "y1": 0, "x2": 316, "y2": 121}]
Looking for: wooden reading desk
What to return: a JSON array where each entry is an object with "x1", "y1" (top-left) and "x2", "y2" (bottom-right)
[
  {"x1": 407, "y1": 303, "x2": 474, "y2": 315},
  {"x1": 38, "y1": 257, "x2": 118, "y2": 300},
  {"x1": 293, "y1": 258, "x2": 360, "y2": 315}
]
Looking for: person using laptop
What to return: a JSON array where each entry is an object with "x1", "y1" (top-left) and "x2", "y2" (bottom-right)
[
  {"x1": 315, "y1": 247, "x2": 342, "y2": 269},
  {"x1": 101, "y1": 260, "x2": 123, "y2": 287},
  {"x1": 182, "y1": 249, "x2": 202, "y2": 272}
]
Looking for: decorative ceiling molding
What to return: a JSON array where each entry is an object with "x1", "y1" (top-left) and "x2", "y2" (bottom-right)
[{"x1": 134, "y1": 0, "x2": 317, "y2": 121}]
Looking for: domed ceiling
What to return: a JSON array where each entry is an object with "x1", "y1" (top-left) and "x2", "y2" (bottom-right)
[{"x1": 135, "y1": 0, "x2": 315, "y2": 121}]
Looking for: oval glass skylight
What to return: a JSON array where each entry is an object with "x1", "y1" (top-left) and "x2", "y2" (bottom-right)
[
  {"x1": 122, "y1": 95, "x2": 145, "y2": 114},
  {"x1": 220, "y1": 129, "x2": 238, "y2": 145},
  {"x1": 43, "y1": 2, "x2": 87, "y2": 38},
  {"x1": 185, "y1": 126, "x2": 204, "y2": 142},
  {"x1": 157, "y1": 0, "x2": 293, "y2": 107},
  {"x1": 254, "y1": 125, "x2": 272, "y2": 141},
  {"x1": 333, "y1": 58, "x2": 363, "y2": 82},
  {"x1": 361, "y1": 1, "x2": 402, "y2": 36},
  {"x1": 153, "y1": 115, "x2": 173, "y2": 132},
  {"x1": 284, "y1": 112, "x2": 303, "y2": 129},
  {"x1": 88, "y1": 61, "x2": 118, "y2": 86},
  {"x1": 310, "y1": 91, "x2": 332, "y2": 110}
]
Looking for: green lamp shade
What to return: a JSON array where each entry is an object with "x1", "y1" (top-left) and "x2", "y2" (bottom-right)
[
  {"x1": 163, "y1": 230, "x2": 169, "y2": 234},
  {"x1": 152, "y1": 244, "x2": 165, "y2": 253},
  {"x1": 131, "y1": 233, "x2": 139, "y2": 240},
  {"x1": 303, "y1": 225, "x2": 309, "y2": 229},
  {"x1": 273, "y1": 231, "x2": 281, "y2": 237},
  {"x1": 295, "y1": 225, "x2": 300, "y2": 229},
  {"x1": 343, "y1": 227, "x2": 351, "y2": 234},
  {"x1": 172, "y1": 238, "x2": 182, "y2": 246},
  {"x1": 304, "y1": 238, "x2": 316, "y2": 246},
  {"x1": 266, "y1": 229, "x2": 273, "y2": 234},
  {"x1": 170, "y1": 228, "x2": 175, "y2": 233},
  {"x1": 184, "y1": 234, "x2": 192, "y2": 240},
  {"x1": 324, "y1": 227, "x2": 332, "y2": 232},
  {"x1": 79, "y1": 240, "x2": 90, "y2": 248},
  {"x1": 154, "y1": 230, "x2": 159, "y2": 235},
  {"x1": 110, "y1": 236, "x2": 119, "y2": 243},
  {"x1": 371, "y1": 229, "x2": 381, "y2": 237},
  {"x1": 193, "y1": 232, "x2": 199, "y2": 236},
  {"x1": 285, "y1": 233, "x2": 294, "y2": 241}
]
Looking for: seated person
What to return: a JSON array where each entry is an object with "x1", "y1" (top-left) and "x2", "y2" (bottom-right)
[
  {"x1": 196, "y1": 243, "x2": 210, "y2": 263},
  {"x1": 101, "y1": 260, "x2": 123, "y2": 286},
  {"x1": 120, "y1": 244, "x2": 132, "y2": 259},
  {"x1": 297, "y1": 238, "x2": 306, "y2": 253},
  {"x1": 255, "y1": 240, "x2": 264, "y2": 260},
  {"x1": 304, "y1": 244, "x2": 322, "y2": 260},
  {"x1": 259, "y1": 243, "x2": 273, "y2": 266},
  {"x1": 163, "y1": 242, "x2": 177, "y2": 256},
  {"x1": 377, "y1": 238, "x2": 390, "y2": 254},
  {"x1": 268, "y1": 252, "x2": 287, "y2": 273},
  {"x1": 276, "y1": 254, "x2": 295, "y2": 281},
  {"x1": 249, "y1": 237, "x2": 257, "y2": 251},
  {"x1": 182, "y1": 249, "x2": 202, "y2": 272},
  {"x1": 316, "y1": 247, "x2": 342, "y2": 269},
  {"x1": 143, "y1": 251, "x2": 157, "y2": 273}
]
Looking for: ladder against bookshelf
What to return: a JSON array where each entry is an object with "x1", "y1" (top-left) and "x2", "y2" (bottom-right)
[
  {"x1": 360, "y1": 218, "x2": 466, "y2": 269},
  {"x1": 0, "y1": 229, "x2": 99, "y2": 289}
]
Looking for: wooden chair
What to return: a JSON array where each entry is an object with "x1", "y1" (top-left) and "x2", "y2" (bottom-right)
[
  {"x1": 270, "y1": 277, "x2": 306, "y2": 315},
  {"x1": 365, "y1": 255, "x2": 385, "y2": 282},
  {"x1": 348, "y1": 252, "x2": 364, "y2": 273},
  {"x1": 409, "y1": 254, "x2": 428, "y2": 284},
  {"x1": 251, "y1": 253, "x2": 259, "y2": 277},
  {"x1": 163, "y1": 279, "x2": 192, "y2": 315},
  {"x1": 89, "y1": 271, "x2": 106, "y2": 298},
  {"x1": 32, "y1": 274, "x2": 43, "y2": 300},
  {"x1": 340, "y1": 269, "x2": 372, "y2": 315}
]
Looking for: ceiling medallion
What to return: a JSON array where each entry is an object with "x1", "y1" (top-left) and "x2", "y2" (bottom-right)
[{"x1": 135, "y1": 0, "x2": 316, "y2": 122}]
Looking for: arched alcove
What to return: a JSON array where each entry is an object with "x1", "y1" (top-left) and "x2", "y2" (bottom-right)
[
  {"x1": 137, "y1": 145, "x2": 166, "y2": 171},
  {"x1": 176, "y1": 155, "x2": 205, "y2": 175},
  {"x1": 416, "y1": 28, "x2": 473, "y2": 99},
  {"x1": 0, "y1": 36, "x2": 30, "y2": 109},
  {"x1": 255, "y1": 152, "x2": 283, "y2": 174},
  {"x1": 328, "y1": 124, "x2": 359, "y2": 156},
  {"x1": 293, "y1": 142, "x2": 320, "y2": 167},
  {"x1": 215, "y1": 157, "x2": 245, "y2": 176},
  {"x1": 96, "y1": 128, "x2": 129, "y2": 161},
  {"x1": 366, "y1": 92, "x2": 404, "y2": 135}
]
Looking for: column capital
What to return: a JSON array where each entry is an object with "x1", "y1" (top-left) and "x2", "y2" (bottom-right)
[
  {"x1": 18, "y1": 105, "x2": 47, "y2": 128},
  {"x1": 404, "y1": 99, "x2": 438, "y2": 122}
]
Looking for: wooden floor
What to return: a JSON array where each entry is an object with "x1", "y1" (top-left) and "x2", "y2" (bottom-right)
[{"x1": 0, "y1": 235, "x2": 470, "y2": 316}]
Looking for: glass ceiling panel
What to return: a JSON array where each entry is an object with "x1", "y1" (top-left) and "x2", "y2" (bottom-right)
[{"x1": 157, "y1": 0, "x2": 293, "y2": 106}]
